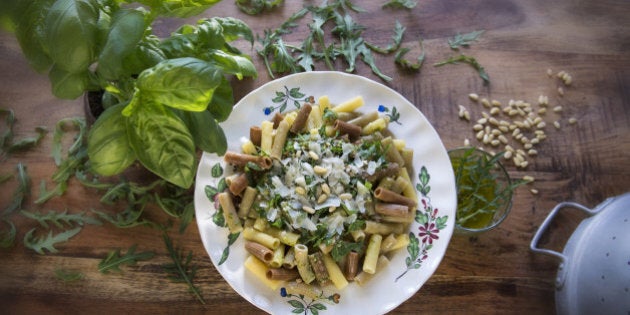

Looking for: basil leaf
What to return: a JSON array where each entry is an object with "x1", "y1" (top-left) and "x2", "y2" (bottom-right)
[
  {"x1": 207, "y1": 76, "x2": 234, "y2": 122},
  {"x1": 48, "y1": 65, "x2": 89, "y2": 99},
  {"x1": 127, "y1": 104, "x2": 196, "y2": 188},
  {"x1": 177, "y1": 109, "x2": 227, "y2": 155},
  {"x1": 139, "y1": 0, "x2": 222, "y2": 18},
  {"x1": 135, "y1": 58, "x2": 223, "y2": 112},
  {"x1": 88, "y1": 104, "x2": 137, "y2": 176},
  {"x1": 206, "y1": 50, "x2": 257, "y2": 80},
  {"x1": 122, "y1": 36, "x2": 166, "y2": 75},
  {"x1": 213, "y1": 17, "x2": 254, "y2": 45},
  {"x1": 44, "y1": 0, "x2": 100, "y2": 73},
  {"x1": 97, "y1": 9, "x2": 146, "y2": 80},
  {"x1": 11, "y1": 0, "x2": 55, "y2": 72}
]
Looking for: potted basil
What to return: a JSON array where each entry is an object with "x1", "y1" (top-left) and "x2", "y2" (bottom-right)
[{"x1": 5, "y1": 0, "x2": 257, "y2": 189}]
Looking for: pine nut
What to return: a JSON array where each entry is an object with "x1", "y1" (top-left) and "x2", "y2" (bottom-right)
[{"x1": 469, "y1": 93, "x2": 479, "y2": 101}]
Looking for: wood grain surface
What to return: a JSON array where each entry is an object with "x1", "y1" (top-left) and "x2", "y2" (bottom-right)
[{"x1": 1, "y1": 0, "x2": 629, "y2": 314}]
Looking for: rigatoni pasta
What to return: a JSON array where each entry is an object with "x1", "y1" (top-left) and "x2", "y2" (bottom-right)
[{"x1": 216, "y1": 95, "x2": 418, "y2": 293}]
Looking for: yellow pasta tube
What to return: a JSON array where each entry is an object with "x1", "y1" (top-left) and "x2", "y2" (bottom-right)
[
  {"x1": 244, "y1": 255, "x2": 283, "y2": 290},
  {"x1": 355, "y1": 255, "x2": 390, "y2": 286},
  {"x1": 322, "y1": 253, "x2": 349, "y2": 290},
  {"x1": 270, "y1": 245, "x2": 285, "y2": 268},
  {"x1": 260, "y1": 120, "x2": 273, "y2": 154},
  {"x1": 242, "y1": 227, "x2": 280, "y2": 250},
  {"x1": 382, "y1": 137, "x2": 406, "y2": 167},
  {"x1": 294, "y1": 244, "x2": 316, "y2": 284},
  {"x1": 379, "y1": 233, "x2": 398, "y2": 253},
  {"x1": 282, "y1": 246, "x2": 296, "y2": 269},
  {"x1": 266, "y1": 227, "x2": 300, "y2": 246},
  {"x1": 318, "y1": 95, "x2": 331, "y2": 114},
  {"x1": 237, "y1": 186, "x2": 257, "y2": 218},
  {"x1": 390, "y1": 233, "x2": 410, "y2": 251},
  {"x1": 362, "y1": 117, "x2": 388, "y2": 135},
  {"x1": 217, "y1": 192, "x2": 243, "y2": 233},
  {"x1": 253, "y1": 217, "x2": 269, "y2": 232},
  {"x1": 364, "y1": 220, "x2": 403, "y2": 235},
  {"x1": 271, "y1": 120, "x2": 290, "y2": 160},
  {"x1": 241, "y1": 140, "x2": 257, "y2": 155},
  {"x1": 332, "y1": 95, "x2": 364, "y2": 113},
  {"x1": 306, "y1": 105, "x2": 323, "y2": 130},
  {"x1": 362, "y1": 234, "x2": 383, "y2": 274}
]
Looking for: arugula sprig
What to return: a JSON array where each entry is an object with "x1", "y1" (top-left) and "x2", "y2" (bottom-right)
[
  {"x1": 256, "y1": 1, "x2": 401, "y2": 82},
  {"x1": 98, "y1": 244, "x2": 156, "y2": 274},
  {"x1": 162, "y1": 233, "x2": 205, "y2": 304},
  {"x1": 21, "y1": 210, "x2": 102, "y2": 229},
  {"x1": 383, "y1": 0, "x2": 418, "y2": 10},
  {"x1": 236, "y1": 0, "x2": 283, "y2": 15},
  {"x1": 23, "y1": 226, "x2": 82, "y2": 255},
  {"x1": 434, "y1": 54, "x2": 490, "y2": 85},
  {"x1": 448, "y1": 30, "x2": 485, "y2": 50}
]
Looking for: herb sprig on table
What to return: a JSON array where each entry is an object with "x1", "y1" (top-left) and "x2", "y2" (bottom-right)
[{"x1": 256, "y1": 0, "x2": 423, "y2": 81}]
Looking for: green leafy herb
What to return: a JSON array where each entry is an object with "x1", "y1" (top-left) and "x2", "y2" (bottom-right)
[
  {"x1": 448, "y1": 30, "x2": 484, "y2": 50},
  {"x1": 162, "y1": 233, "x2": 205, "y2": 304},
  {"x1": 0, "y1": 108, "x2": 16, "y2": 152},
  {"x1": 256, "y1": 2, "x2": 398, "y2": 82},
  {"x1": 98, "y1": 244, "x2": 156, "y2": 273},
  {"x1": 54, "y1": 268, "x2": 84, "y2": 283},
  {"x1": 3, "y1": 163, "x2": 30, "y2": 216},
  {"x1": 395, "y1": 39, "x2": 425, "y2": 71},
  {"x1": 365, "y1": 21, "x2": 405, "y2": 54},
  {"x1": 23, "y1": 226, "x2": 82, "y2": 255},
  {"x1": 383, "y1": 0, "x2": 418, "y2": 9},
  {"x1": 21, "y1": 210, "x2": 102, "y2": 229},
  {"x1": 4, "y1": 126, "x2": 48, "y2": 154},
  {"x1": 236, "y1": 0, "x2": 283, "y2": 15},
  {"x1": 331, "y1": 240, "x2": 364, "y2": 262},
  {"x1": 434, "y1": 54, "x2": 490, "y2": 85},
  {"x1": 0, "y1": 219, "x2": 16, "y2": 248}
]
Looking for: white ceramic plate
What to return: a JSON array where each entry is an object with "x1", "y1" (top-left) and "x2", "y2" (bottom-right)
[{"x1": 194, "y1": 71, "x2": 456, "y2": 314}]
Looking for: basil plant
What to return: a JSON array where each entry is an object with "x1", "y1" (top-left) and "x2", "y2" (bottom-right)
[{"x1": 6, "y1": 0, "x2": 257, "y2": 188}]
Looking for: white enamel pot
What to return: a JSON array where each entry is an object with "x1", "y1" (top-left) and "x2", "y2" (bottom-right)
[{"x1": 530, "y1": 192, "x2": 630, "y2": 315}]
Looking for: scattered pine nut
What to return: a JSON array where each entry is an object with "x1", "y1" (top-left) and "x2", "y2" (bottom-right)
[
  {"x1": 523, "y1": 175, "x2": 535, "y2": 182},
  {"x1": 469, "y1": 93, "x2": 479, "y2": 102},
  {"x1": 568, "y1": 117, "x2": 577, "y2": 124},
  {"x1": 557, "y1": 87, "x2": 565, "y2": 96},
  {"x1": 553, "y1": 121, "x2": 561, "y2": 129},
  {"x1": 530, "y1": 188, "x2": 539, "y2": 195}
]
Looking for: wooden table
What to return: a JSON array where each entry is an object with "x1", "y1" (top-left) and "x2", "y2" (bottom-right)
[{"x1": 1, "y1": 0, "x2": 629, "y2": 314}]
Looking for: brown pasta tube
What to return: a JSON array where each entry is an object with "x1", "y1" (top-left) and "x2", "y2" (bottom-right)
[
  {"x1": 224, "y1": 151, "x2": 272, "y2": 169},
  {"x1": 272, "y1": 112, "x2": 285, "y2": 128},
  {"x1": 374, "y1": 202, "x2": 409, "y2": 217},
  {"x1": 334, "y1": 119, "x2": 361, "y2": 141},
  {"x1": 364, "y1": 162, "x2": 400, "y2": 182},
  {"x1": 228, "y1": 173, "x2": 248, "y2": 196},
  {"x1": 374, "y1": 187, "x2": 417, "y2": 208},
  {"x1": 249, "y1": 126, "x2": 262, "y2": 147},
  {"x1": 290, "y1": 103, "x2": 312, "y2": 133},
  {"x1": 266, "y1": 268, "x2": 300, "y2": 281},
  {"x1": 245, "y1": 241, "x2": 274, "y2": 263},
  {"x1": 308, "y1": 252, "x2": 330, "y2": 286},
  {"x1": 345, "y1": 251, "x2": 360, "y2": 281}
]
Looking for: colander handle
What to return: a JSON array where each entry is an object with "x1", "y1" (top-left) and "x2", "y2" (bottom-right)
[{"x1": 529, "y1": 201, "x2": 598, "y2": 288}]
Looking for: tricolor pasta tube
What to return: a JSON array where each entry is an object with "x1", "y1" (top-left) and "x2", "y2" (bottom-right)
[
  {"x1": 362, "y1": 234, "x2": 383, "y2": 274},
  {"x1": 290, "y1": 104, "x2": 312, "y2": 133},
  {"x1": 245, "y1": 241, "x2": 274, "y2": 263},
  {"x1": 266, "y1": 227, "x2": 300, "y2": 246},
  {"x1": 270, "y1": 245, "x2": 285, "y2": 268},
  {"x1": 244, "y1": 255, "x2": 283, "y2": 290},
  {"x1": 332, "y1": 96, "x2": 364, "y2": 113},
  {"x1": 237, "y1": 186, "x2": 257, "y2": 218},
  {"x1": 374, "y1": 186, "x2": 416, "y2": 208},
  {"x1": 322, "y1": 253, "x2": 349, "y2": 290},
  {"x1": 364, "y1": 220, "x2": 404, "y2": 235},
  {"x1": 282, "y1": 246, "x2": 296, "y2": 269},
  {"x1": 217, "y1": 192, "x2": 243, "y2": 233},
  {"x1": 355, "y1": 255, "x2": 390, "y2": 286},
  {"x1": 294, "y1": 244, "x2": 316, "y2": 284},
  {"x1": 271, "y1": 120, "x2": 290, "y2": 160},
  {"x1": 266, "y1": 268, "x2": 299, "y2": 281},
  {"x1": 242, "y1": 227, "x2": 280, "y2": 250},
  {"x1": 345, "y1": 251, "x2": 360, "y2": 281},
  {"x1": 308, "y1": 252, "x2": 330, "y2": 286},
  {"x1": 260, "y1": 120, "x2": 274, "y2": 154}
]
